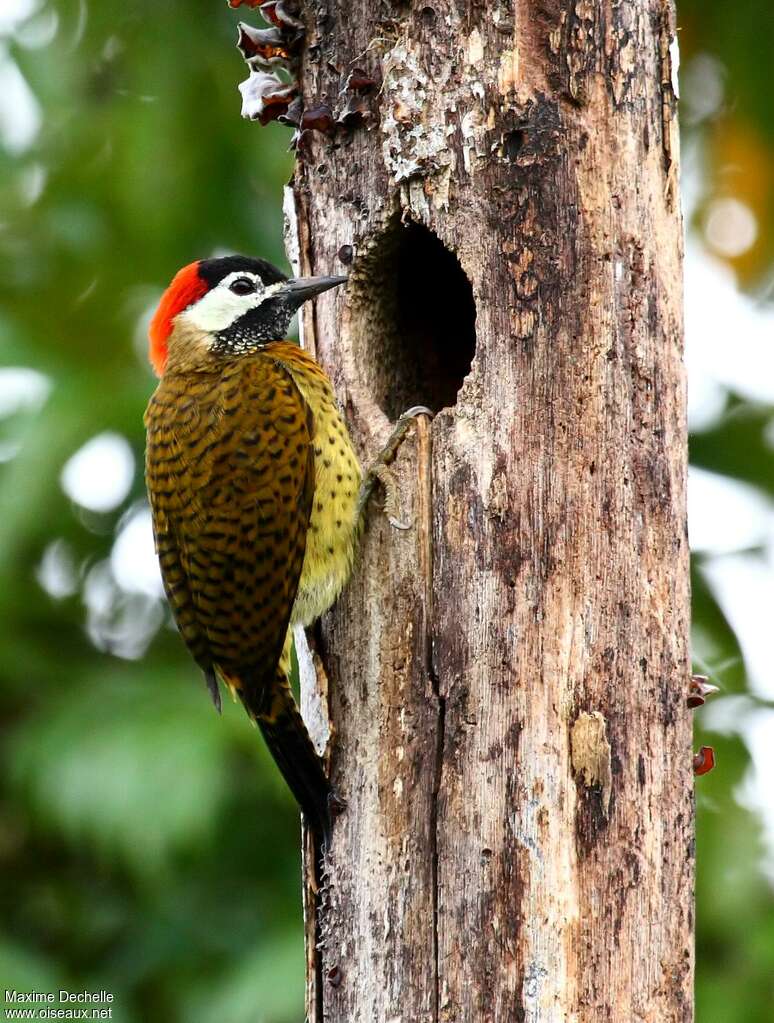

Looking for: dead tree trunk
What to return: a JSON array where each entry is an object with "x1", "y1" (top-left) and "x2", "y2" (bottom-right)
[{"x1": 288, "y1": 1, "x2": 692, "y2": 1019}]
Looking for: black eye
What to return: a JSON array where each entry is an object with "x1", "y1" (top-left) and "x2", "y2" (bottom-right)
[{"x1": 229, "y1": 277, "x2": 256, "y2": 296}]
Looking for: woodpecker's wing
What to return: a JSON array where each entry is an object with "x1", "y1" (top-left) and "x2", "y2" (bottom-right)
[
  {"x1": 145, "y1": 356, "x2": 315, "y2": 683},
  {"x1": 145, "y1": 378, "x2": 215, "y2": 674}
]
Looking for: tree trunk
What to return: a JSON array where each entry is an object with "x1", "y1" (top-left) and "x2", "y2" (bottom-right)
[{"x1": 288, "y1": 1, "x2": 692, "y2": 1020}]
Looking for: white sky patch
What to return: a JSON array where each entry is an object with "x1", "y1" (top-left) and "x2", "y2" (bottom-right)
[
  {"x1": 668, "y1": 36, "x2": 680, "y2": 98},
  {"x1": 688, "y1": 467, "x2": 772, "y2": 555},
  {"x1": 18, "y1": 161, "x2": 46, "y2": 205},
  {"x1": 83, "y1": 559, "x2": 115, "y2": 619},
  {"x1": 0, "y1": 366, "x2": 51, "y2": 416},
  {"x1": 83, "y1": 558, "x2": 165, "y2": 661},
  {"x1": 36, "y1": 539, "x2": 78, "y2": 599},
  {"x1": 111, "y1": 506, "x2": 164, "y2": 598},
  {"x1": 685, "y1": 241, "x2": 774, "y2": 411},
  {"x1": 687, "y1": 372, "x2": 727, "y2": 433},
  {"x1": 0, "y1": 44, "x2": 42, "y2": 154},
  {"x1": 699, "y1": 694, "x2": 754, "y2": 735},
  {"x1": 0, "y1": 0, "x2": 40, "y2": 35},
  {"x1": 701, "y1": 554, "x2": 774, "y2": 702},
  {"x1": 61, "y1": 432, "x2": 135, "y2": 513},
  {"x1": 0, "y1": 442, "x2": 22, "y2": 463},
  {"x1": 704, "y1": 197, "x2": 758, "y2": 259},
  {"x1": 681, "y1": 53, "x2": 725, "y2": 126},
  {"x1": 14, "y1": 7, "x2": 58, "y2": 50},
  {"x1": 680, "y1": 138, "x2": 705, "y2": 224}
]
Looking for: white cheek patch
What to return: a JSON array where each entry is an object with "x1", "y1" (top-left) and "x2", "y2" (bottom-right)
[{"x1": 180, "y1": 274, "x2": 283, "y2": 334}]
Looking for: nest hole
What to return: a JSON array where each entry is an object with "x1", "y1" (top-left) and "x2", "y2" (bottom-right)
[
  {"x1": 504, "y1": 128, "x2": 526, "y2": 160},
  {"x1": 352, "y1": 220, "x2": 476, "y2": 419}
]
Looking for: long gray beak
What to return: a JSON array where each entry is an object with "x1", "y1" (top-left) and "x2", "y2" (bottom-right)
[{"x1": 280, "y1": 275, "x2": 347, "y2": 307}]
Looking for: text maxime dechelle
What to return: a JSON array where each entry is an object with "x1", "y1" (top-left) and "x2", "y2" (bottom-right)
[{"x1": 4, "y1": 991, "x2": 114, "y2": 1021}]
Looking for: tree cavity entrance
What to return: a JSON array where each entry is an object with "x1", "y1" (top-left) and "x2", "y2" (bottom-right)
[{"x1": 352, "y1": 220, "x2": 476, "y2": 419}]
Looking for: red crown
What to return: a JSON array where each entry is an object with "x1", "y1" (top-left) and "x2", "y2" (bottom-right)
[{"x1": 148, "y1": 261, "x2": 208, "y2": 376}]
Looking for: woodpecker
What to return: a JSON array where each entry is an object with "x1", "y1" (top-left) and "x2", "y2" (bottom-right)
[{"x1": 144, "y1": 255, "x2": 361, "y2": 841}]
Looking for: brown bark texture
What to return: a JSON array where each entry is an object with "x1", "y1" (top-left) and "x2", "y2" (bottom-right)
[{"x1": 287, "y1": 1, "x2": 692, "y2": 1020}]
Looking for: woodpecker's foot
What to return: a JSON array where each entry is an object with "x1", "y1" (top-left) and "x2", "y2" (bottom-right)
[
  {"x1": 357, "y1": 406, "x2": 433, "y2": 529},
  {"x1": 316, "y1": 789, "x2": 346, "y2": 857},
  {"x1": 368, "y1": 463, "x2": 409, "y2": 529},
  {"x1": 687, "y1": 674, "x2": 720, "y2": 709},
  {"x1": 329, "y1": 788, "x2": 346, "y2": 822},
  {"x1": 693, "y1": 745, "x2": 716, "y2": 776}
]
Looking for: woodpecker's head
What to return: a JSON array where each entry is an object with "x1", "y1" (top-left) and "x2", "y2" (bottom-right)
[{"x1": 148, "y1": 255, "x2": 346, "y2": 376}]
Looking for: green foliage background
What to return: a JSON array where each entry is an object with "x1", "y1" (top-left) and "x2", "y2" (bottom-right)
[{"x1": 0, "y1": 1, "x2": 772, "y2": 1020}]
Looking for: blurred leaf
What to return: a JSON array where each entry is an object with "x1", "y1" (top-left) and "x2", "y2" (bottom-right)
[
  {"x1": 183, "y1": 930, "x2": 304, "y2": 1023},
  {"x1": 0, "y1": 937, "x2": 64, "y2": 995},
  {"x1": 690, "y1": 400, "x2": 774, "y2": 497},
  {"x1": 8, "y1": 669, "x2": 234, "y2": 874}
]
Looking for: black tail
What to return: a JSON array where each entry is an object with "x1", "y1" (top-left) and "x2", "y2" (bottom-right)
[{"x1": 242, "y1": 673, "x2": 334, "y2": 844}]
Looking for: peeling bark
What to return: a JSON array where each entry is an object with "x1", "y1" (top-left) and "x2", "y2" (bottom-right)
[{"x1": 287, "y1": 1, "x2": 692, "y2": 1020}]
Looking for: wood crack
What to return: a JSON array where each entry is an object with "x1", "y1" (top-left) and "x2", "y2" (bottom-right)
[
  {"x1": 430, "y1": 684, "x2": 446, "y2": 1023},
  {"x1": 415, "y1": 416, "x2": 442, "y2": 1023}
]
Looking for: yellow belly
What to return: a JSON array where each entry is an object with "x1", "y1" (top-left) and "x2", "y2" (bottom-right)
[{"x1": 270, "y1": 343, "x2": 362, "y2": 626}]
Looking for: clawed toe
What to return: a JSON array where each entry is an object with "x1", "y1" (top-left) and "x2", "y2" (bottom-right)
[{"x1": 357, "y1": 408, "x2": 433, "y2": 529}]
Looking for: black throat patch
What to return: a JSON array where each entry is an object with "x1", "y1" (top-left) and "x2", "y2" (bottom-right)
[{"x1": 212, "y1": 298, "x2": 295, "y2": 356}]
